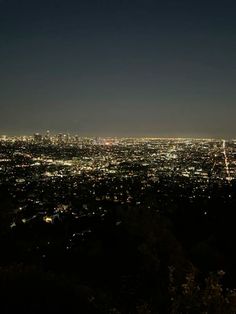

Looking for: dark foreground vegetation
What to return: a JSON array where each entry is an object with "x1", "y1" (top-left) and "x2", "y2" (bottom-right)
[{"x1": 1, "y1": 182, "x2": 236, "y2": 313}]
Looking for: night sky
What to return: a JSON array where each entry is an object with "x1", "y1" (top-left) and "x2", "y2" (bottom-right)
[{"x1": 0, "y1": 0, "x2": 236, "y2": 138}]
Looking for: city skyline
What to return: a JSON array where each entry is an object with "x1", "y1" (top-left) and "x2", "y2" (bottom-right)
[
  {"x1": 1, "y1": 0, "x2": 236, "y2": 137},
  {"x1": 0, "y1": 131, "x2": 236, "y2": 141},
  {"x1": 0, "y1": 131, "x2": 235, "y2": 140}
]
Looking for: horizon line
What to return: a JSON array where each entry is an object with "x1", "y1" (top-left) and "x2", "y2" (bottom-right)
[{"x1": 0, "y1": 133, "x2": 235, "y2": 141}]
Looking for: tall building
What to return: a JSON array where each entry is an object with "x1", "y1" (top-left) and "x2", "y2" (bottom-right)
[
  {"x1": 44, "y1": 130, "x2": 51, "y2": 143},
  {"x1": 34, "y1": 133, "x2": 42, "y2": 143},
  {"x1": 57, "y1": 133, "x2": 63, "y2": 144},
  {"x1": 45, "y1": 130, "x2": 50, "y2": 140}
]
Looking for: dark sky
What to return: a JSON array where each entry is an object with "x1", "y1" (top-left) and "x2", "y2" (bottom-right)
[{"x1": 0, "y1": 0, "x2": 236, "y2": 137}]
